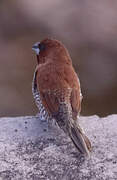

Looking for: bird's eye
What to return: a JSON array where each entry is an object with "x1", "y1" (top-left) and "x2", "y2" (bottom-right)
[{"x1": 39, "y1": 43, "x2": 45, "y2": 51}]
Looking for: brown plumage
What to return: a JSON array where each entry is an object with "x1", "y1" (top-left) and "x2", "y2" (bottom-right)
[{"x1": 32, "y1": 38, "x2": 91, "y2": 156}]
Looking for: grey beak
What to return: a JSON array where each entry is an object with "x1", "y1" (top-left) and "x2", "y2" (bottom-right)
[
  {"x1": 32, "y1": 45, "x2": 38, "y2": 50},
  {"x1": 32, "y1": 42, "x2": 40, "y2": 55}
]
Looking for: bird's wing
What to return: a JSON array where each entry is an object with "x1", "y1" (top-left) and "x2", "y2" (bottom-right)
[
  {"x1": 36, "y1": 63, "x2": 82, "y2": 118},
  {"x1": 70, "y1": 88, "x2": 82, "y2": 119},
  {"x1": 39, "y1": 89, "x2": 60, "y2": 115}
]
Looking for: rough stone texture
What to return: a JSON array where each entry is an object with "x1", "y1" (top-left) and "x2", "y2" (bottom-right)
[{"x1": 0, "y1": 115, "x2": 117, "y2": 180}]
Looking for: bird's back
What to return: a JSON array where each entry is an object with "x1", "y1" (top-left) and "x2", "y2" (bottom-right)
[
  {"x1": 36, "y1": 62, "x2": 80, "y2": 92},
  {"x1": 36, "y1": 62, "x2": 82, "y2": 119}
]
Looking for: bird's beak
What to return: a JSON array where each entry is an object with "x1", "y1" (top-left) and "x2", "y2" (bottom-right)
[{"x1": 32, "y1": 42, "x2": 40, "y2": 55}]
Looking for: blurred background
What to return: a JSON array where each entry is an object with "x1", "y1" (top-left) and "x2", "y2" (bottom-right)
[{"x1": 0, "y1": 0, "x2": 117, "y2": 117}]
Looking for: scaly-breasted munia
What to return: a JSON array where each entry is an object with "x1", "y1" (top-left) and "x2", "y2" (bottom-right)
[{"x1": 32, "y1": 38, "x2": 91, "y2": 156}]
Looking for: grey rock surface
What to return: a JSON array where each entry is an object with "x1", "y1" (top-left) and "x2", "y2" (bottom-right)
[{"x1": 0, "y1": 115, "x2": 117, "y2": 180}]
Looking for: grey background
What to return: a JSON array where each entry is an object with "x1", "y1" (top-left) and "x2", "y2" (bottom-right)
[{"x1": 0, "y1": 0, "x2": 117, "y2": 117}]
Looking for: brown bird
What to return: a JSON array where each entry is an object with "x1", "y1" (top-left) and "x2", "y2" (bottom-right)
[{"x1": 32, "y1": 38, "x2": 91, "y2": 156}]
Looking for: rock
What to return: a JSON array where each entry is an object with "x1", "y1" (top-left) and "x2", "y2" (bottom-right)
[{"x1": 0, "y1": 115, "x2": 117, "y2": 180}]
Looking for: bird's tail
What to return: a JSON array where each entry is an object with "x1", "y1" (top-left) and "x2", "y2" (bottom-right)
[{"x1": 68, "y1": 120, "x2": 91, "y2": 156}]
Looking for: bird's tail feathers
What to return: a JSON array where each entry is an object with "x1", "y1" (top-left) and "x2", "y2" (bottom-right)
[{"x1": 68, "y1": 120, "x2": 91, "y2": 156}]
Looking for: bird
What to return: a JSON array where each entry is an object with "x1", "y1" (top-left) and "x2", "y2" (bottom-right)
[{"x1": 32, "y1": 38, "x2": 91, "y2": 156}]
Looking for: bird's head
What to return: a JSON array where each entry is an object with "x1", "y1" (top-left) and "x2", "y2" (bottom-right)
[{"x1": 32, "y1": 38, "x2": 72, "y2": 64}]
